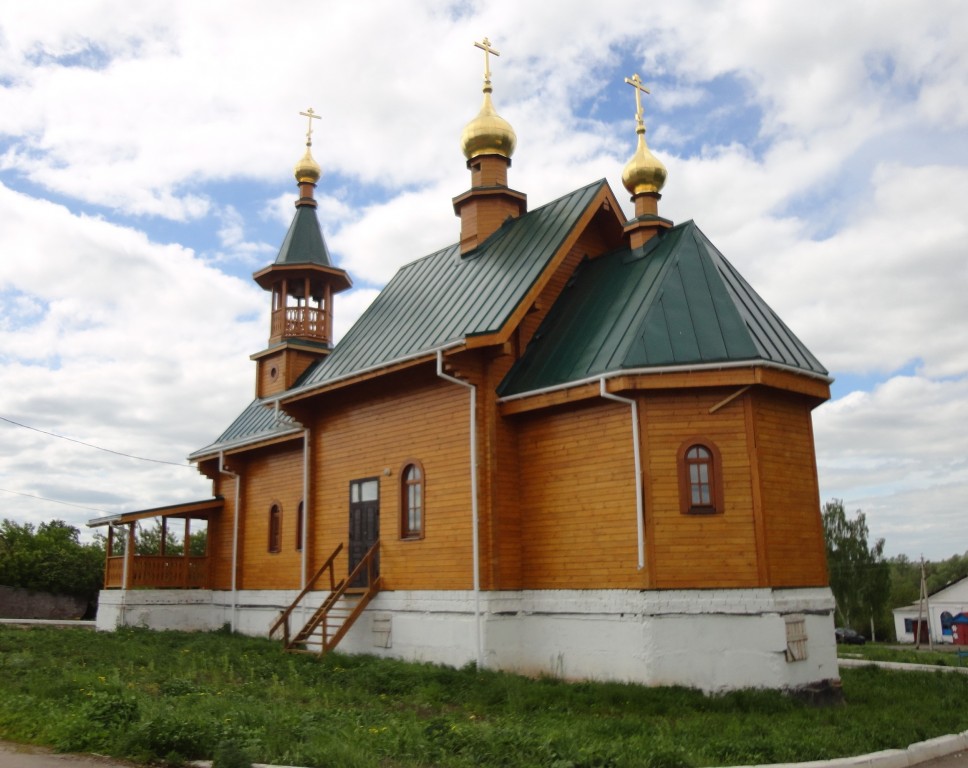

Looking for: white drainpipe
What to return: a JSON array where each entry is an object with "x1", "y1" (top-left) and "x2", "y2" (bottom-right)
[
  {"x1": 301, "y1": 429, "x2": 310, "y2": 589},
  {"x1": 599, "y1": 379, "x2": 646, "y2": 571},
  {"x1": 436, "y1": 349, "x2": 483, "y2": 669},
  {"x1": 219, "y1": 452, "x2": 241, "y2": 632}
]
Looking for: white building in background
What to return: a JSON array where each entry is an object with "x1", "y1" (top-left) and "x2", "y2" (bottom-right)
[{"x1": 893, "y1": 576, "x2": 968, "y2": 644}]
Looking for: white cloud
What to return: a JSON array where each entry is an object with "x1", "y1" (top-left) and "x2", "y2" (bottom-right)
[
  {"x1": 815, "y1": 375, "x2": 968, "y2": 558},
  {"x1": 0, "y1": 181, "x2": 264, "y2": 531}
]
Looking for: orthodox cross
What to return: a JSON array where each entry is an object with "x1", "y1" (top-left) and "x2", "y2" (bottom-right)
[
  {"x1": 624, "y1": 73, "x2": 651, "y2": 125},
  {"x1": 474, "y1": 37, "x2": 500, "y2": 84},
  {"x1": 299, "y1": 107, "x2": 321, "y2": 145}
]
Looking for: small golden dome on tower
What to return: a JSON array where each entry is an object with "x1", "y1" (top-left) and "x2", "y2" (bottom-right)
[
  {"x1": 461, "y1": 92, "x2": 517, "y2": 160},
  {"x1": 621, "y1": 74, "x2": 666, "y2": 197},
  {"x1": 622, "y1": 125, "x2": 666, "y2": 196},
  {"x1": 294, "y1": 145, "x2": 321, "y2": 184},
  {"x1": 461, "y1": 37, "x2": 516, "y2": 161}
]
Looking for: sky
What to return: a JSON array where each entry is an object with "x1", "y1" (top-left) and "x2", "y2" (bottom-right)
[{"x1": 0, "y1": 0, "x2": 966, "y2": 561}]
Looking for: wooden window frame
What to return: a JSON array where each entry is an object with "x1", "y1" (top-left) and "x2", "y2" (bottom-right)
[
  {"x1": 400, "y1": 459, "x2": 425, "y2": 540},
  {"x1": 677, "y1": 438, "x2": 724, "y2": 515},
  {"x1": 268, "y1": 502, "x2": 282, "y2": 553}
]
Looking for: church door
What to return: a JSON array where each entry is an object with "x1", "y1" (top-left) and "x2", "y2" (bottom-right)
[{"x1": 348, "y1": 477, "x2": 380, "y2": 587}]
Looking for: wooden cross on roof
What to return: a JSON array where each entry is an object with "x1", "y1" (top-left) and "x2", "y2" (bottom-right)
[
  {"x1": 300, "y1": 107, "x2": 321, "y2": 146},
  {"x1": 474, "y1": 37, "x2": 500, "y2": 85}
]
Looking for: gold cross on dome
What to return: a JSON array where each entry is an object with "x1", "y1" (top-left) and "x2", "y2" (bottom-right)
[
  {"x1": 299, "y1": 107, "x2": 321, "y2": 145},
  {"x1": 474, "y1": 37, "x2": 500, "y2": 83},
  {"x1": 624, "y1": 73, "x2": 651, "y2": 123}
]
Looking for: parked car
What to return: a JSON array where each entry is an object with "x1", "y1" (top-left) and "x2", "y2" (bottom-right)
[{"x1": 835, "y1": 627, "x2": 866, "y2": 645}]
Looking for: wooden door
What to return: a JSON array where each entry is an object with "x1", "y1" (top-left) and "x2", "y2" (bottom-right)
[{"x1": 348, "y1": 478, "x2": 379, "y2": 587}]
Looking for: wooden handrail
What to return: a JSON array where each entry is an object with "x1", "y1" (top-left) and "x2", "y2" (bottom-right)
[
  {"x1": 320, "y1": 541, "x2": 380, "y2": 652},
  {"x1": 269, "y1": 541, "x2": 344, "y2": 641}
]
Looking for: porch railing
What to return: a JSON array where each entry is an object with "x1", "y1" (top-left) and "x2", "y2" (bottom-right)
[{"x1": 104, "y1": 555, "x2": 210, "y2": 589}]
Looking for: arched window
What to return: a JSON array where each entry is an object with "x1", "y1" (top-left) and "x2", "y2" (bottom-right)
[
  {"x1": 268, "y1": 503, "x2": 282, "y2": 553},
  {"x1": 677, "y1": 440, "x2": 723, "y2": 515},
  {"x1": 401, "y1": 461, "x2": 424, "y2": 539},
  {"x1": 295, "y1": 500, "x2": 304, "y2": 551}
]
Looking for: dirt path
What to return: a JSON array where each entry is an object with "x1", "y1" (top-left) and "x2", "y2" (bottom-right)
[{"x1": 0, "y1": 742, "x2": 142, "y2": 768}]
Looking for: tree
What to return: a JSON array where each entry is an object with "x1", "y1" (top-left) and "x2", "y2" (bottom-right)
[
  {"x1": 0, "y1": 518, "x2": 105, "y2": 601},
  {"x1": 135, "y1": 519, "x2": 181, "y2": 555},
  {"x1": 821, "y1": 499, "x2": 891, "y2": 638},
  {"x1": 133, "y1": 519, "x2": 208, "y2": 556}
]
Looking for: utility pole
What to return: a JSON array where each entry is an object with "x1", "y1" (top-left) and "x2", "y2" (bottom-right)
[{"x1": 915, "y1": 556, "x2": 933, "y2": 650}]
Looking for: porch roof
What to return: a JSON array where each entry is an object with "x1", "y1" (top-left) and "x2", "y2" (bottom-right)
[{"x1": 87, "y1": 497, "x2": 223, "y2": 528}]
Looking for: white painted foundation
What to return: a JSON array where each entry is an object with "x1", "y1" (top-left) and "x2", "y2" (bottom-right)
[{"x1": 96, "y1": 586, "x2": 838, "y2": 693}]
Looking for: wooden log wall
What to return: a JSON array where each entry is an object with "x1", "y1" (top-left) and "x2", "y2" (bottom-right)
[
  {"x1": 517, "y1": 400, "x2": 640, "y2": 589},
  {"x1": 310, "y1": 367, "x2": 473, "y2": 592},
  {"x1": 750, "y1": 389, "x2": 829, "y2": 587}
]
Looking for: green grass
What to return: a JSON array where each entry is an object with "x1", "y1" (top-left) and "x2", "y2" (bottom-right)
[
  {"x1": 837, "y1": 642, "x2": 968, "y2": 667},
  {"x1": 1, "y1": 627, "x2": 967, "y2": 767}
]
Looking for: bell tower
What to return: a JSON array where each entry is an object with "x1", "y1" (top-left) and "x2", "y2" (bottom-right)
[{"x1": 251, "y1": 108, "x2": 352, "y2": 398}]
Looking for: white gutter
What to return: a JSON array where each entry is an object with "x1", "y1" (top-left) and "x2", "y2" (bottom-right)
[
  {"x1": 599, "y1": 379, "x2": 646, "y2": 571},
  {"x1": 436, "y1": 349, "x2": 484, "y2": 670},
  {"x1": 219, "y1": 452, "x2": 241, "y2": 633},
  {"x1": 499, "y1": 359, "x2": 833, "y2": 405},
  {"x1": 301, "y1": 429, "x2": 310, "y2": 590}
]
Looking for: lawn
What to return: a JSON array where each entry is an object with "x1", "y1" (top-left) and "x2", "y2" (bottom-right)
[{"x1": 1, "y1": 626, "x2": 967, "y2": 768}]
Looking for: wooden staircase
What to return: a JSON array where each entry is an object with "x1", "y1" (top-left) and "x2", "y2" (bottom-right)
[{"x1": 269, "y1": 541, "x2": 381, "y2": 655}]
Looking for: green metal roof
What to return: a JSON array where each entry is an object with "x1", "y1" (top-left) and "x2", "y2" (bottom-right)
[
  {"x1": 275, "y1": 205, "x2": 334, "y2": 267},
  {"x1": 497, "y1": 220, "x2": 827, "y2": 397},
  {"x1": 295, "y1": 179, "x2": 607, "y2": 388}
]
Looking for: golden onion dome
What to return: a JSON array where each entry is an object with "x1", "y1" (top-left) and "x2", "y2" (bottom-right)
[
  {"x1": 461, "y1": 86, "x2": 517, "y2": 161},
  {"x1": 622, "y1": 122, "x2": 666, "y2": 196},
  {"x1": 294, "y1": 144, "x2": 321, "y2": 185}
]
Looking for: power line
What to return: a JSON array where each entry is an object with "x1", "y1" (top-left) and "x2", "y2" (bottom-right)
[
  {"x1": 0, "y1": 415, "x2": 194, "y2": 468},
  {"x1": 0, "y1": 487, "x2": 109, "y2": 514}
]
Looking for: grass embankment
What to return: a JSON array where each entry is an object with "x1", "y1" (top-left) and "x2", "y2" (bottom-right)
[{"x1": 1, "y1": 627, "x2": 967, "y2": 768}]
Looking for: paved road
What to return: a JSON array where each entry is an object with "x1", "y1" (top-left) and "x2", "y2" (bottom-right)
[{"x1": 918, "y1": 753, "x2": 968, "y2": 768}]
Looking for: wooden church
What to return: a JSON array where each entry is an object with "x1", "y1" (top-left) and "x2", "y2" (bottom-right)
[{"x1": 91, "y1": 41, "x2": 839, "y2": 693}]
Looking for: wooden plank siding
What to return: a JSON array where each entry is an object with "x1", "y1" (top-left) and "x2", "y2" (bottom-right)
[
  {"x1": 517, "y1": 400, "x2": 641, "y2": 588},
  {"x1": 200, "y1": 371, "x2": 826, "y2": 596},
  {"x1": 641, "y1": 389, "x2": 761, "y2": 589},
  {"x1": 483, "y1": 351, "x2": 524, "y2": 590},
  {"x1": 750, "y1": 389, "x2": 829, "y2": 587},
  {"x1": 309, "y1": 366, "x2": 474, "y2": 592},
  {"x1": 236, "y1": 444, "x2": 306, "y2": 589},
  {"x1": 207, "y1": 470, "x2": 237, "y2": 591}
]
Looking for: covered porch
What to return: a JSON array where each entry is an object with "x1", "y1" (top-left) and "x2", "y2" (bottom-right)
[{"x1": 88, "y1": 498, "x2": 223, "y2": 589}]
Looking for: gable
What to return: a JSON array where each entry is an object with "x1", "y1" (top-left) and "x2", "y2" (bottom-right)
[
  {"x1": 291, "y1": 179, "x2": 611, "y2": 391},
  {"x1": 498, "y1": 220, "x2": 828, "y2": 397}
]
